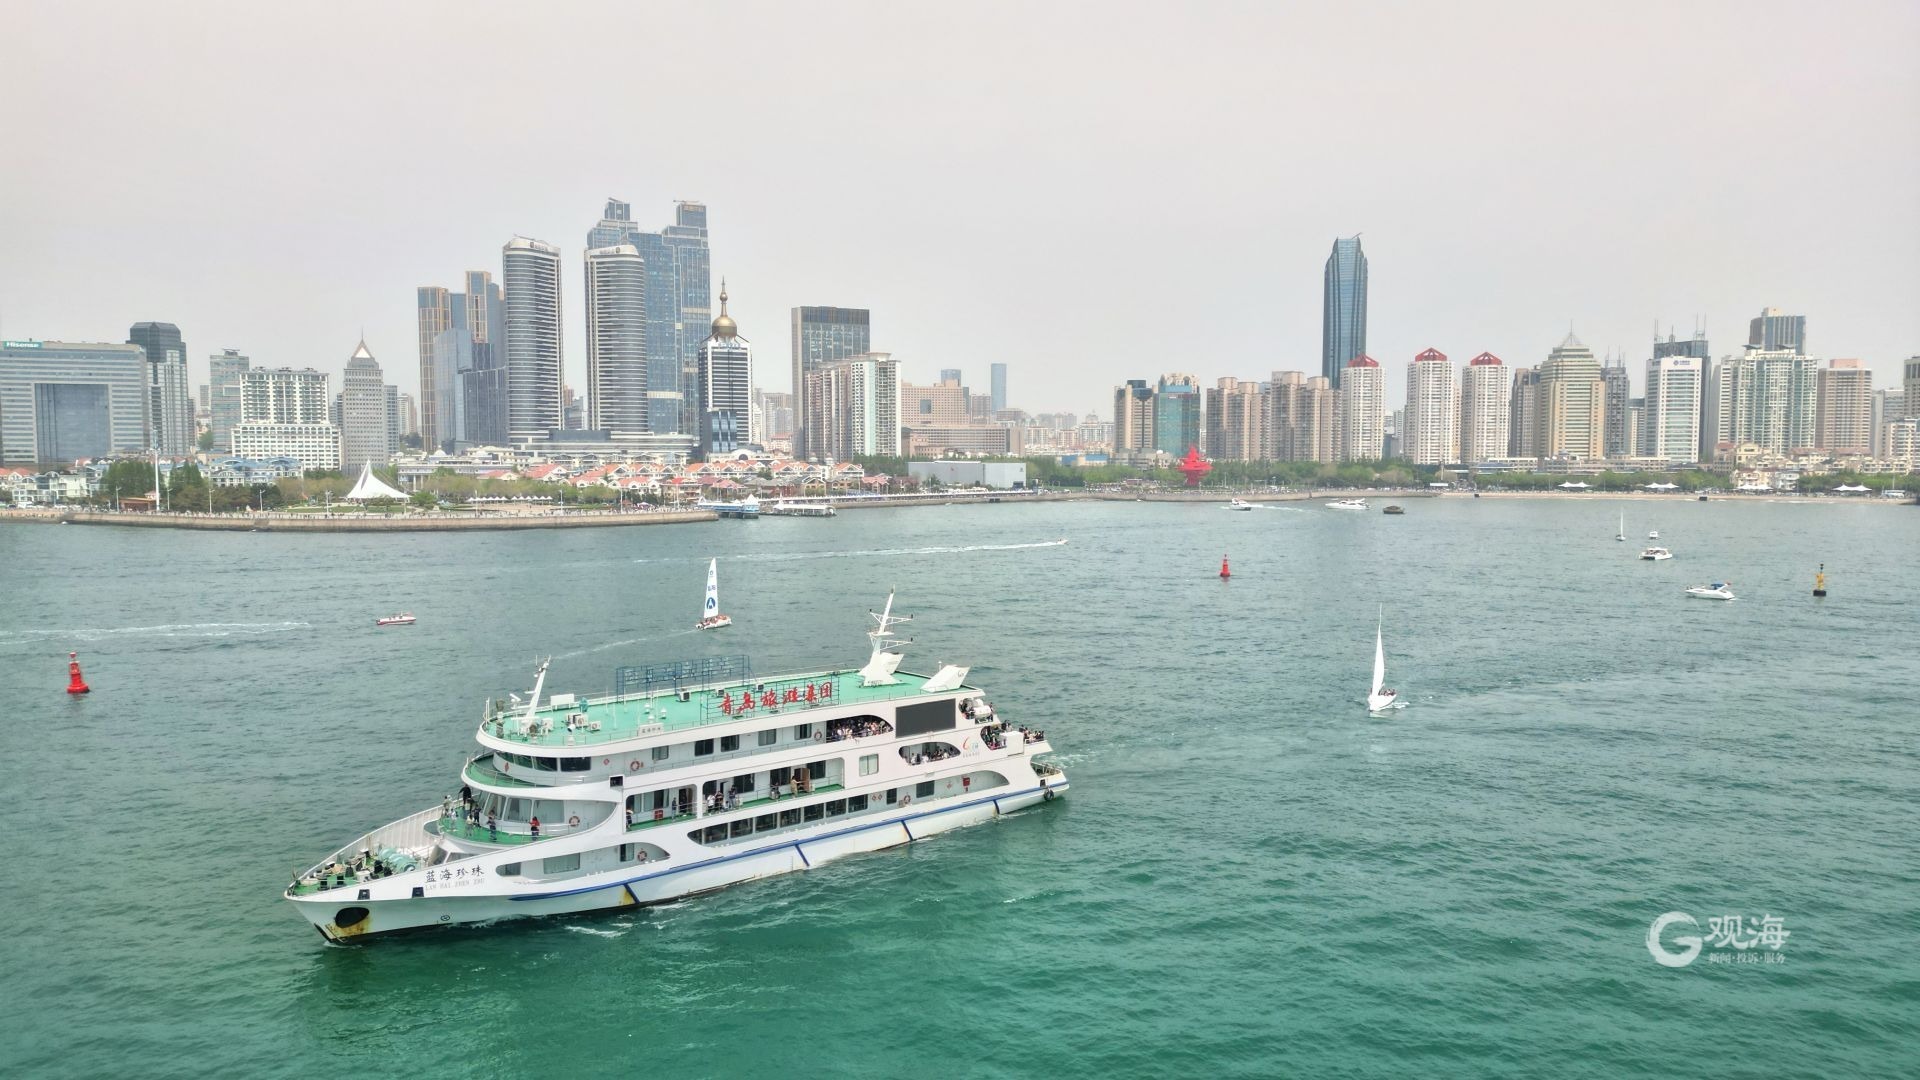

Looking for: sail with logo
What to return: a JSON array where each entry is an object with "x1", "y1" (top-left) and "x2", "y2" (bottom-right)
[{"x1": 695, "y1": 558, "x2": 733, "y2": 630}]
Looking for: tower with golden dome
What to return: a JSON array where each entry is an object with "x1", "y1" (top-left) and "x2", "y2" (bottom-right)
[{"x1": 697, "y1": 279, "x2": 753, "y2": 457}]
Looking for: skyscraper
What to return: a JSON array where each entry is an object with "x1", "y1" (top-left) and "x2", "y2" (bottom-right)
[
  {"x1": 990, "y1": 363, "x2": 1008, "y2": 413},
  {"x1": 1268, "y1": 372, "x2": 1338, "y2": 463},
  {"x1": 127, "y1": 322, "x2": 192, "y2": 456},
  {"x1": 415, "y1": 287, "x2": 453, "y2": 450},
  {"x1": 1601, "y1": 356, "x2": 1631, "y2": 458},
  {"x1": 460, "y1": 270, "x2": 508, "y2": 448},
  {"x1": 1403, "y1": 348, "x2": 1457, "y2": 466},
  {"x1": 697, "y1": 283, "x2": 752, "y2": 458},
  {"x1": 419, "y1": 272, "x2": 507, "y2": 451},
  {"x1": 1153, "y1": 373, "x2": 1201, "y2": 456},
  {"x1": 208, "y1": 348, "x2": 250, "y2": 454},
  {"x1": 1748, "y1": 307, "x2": 1807, "y2": 353},
  {"x1": 1705, "y1": 350, "x2": 1817, "y2": 457},
  {"x1": 665, "y1": 201, "x2": 712, "y2": 436},
  {"x1": 0, "y1": 341, "x2": 150, "y2": 465},
  {"x1": 589, "y1": 198, "x2": 710, "y2": 436},
  {"x1": 1339, "y1": 356, "x2": 1384, "y2": 461},
  {"x1": 1903, "y1": 356, "x2": 1920, "y2": 420},
  {"x1": 803, "y1": 352, "x2": 899, "y2": 459},
  {"x1": 1508, "y1": 367, "x2": 1539, "y2": 457},
  {"x1": 1815, "y1": 359, "x2": 1873, "y2": 455},
  {"x1": 1458, "y1": 353, "x2": 1509, "y2": 465},
  {"x1": 1204, "y1": 377, "x2": 1264, "y2": 461},
  {"x1": 791, "y1": 307, "x2": 872, "y2": 458},
  {"x1": 1535, "y1": 334, "x2": 1605, "y2": 459},
  {"x1": 339, "y1": 340, "x2": 391, "y2": 474},
  {"x1": 1113, "y1": 379, "x2": 1155, "y2": 452},
  {"x1": 1654, "y1": 328, "x2": 1710, "y2": 361},
  {"x1": 1644, "y1": 356, "x2": 1704, "y2": 465},
  {"x1": 584, "y1": 244, "x2": 649, "y2": 435},
  {"x1": 502, "y1": 237, "x2": 563, "y2": 442},
  {"x1": 1322, "y1": 236, "x2": 1367, "y2": 386}
]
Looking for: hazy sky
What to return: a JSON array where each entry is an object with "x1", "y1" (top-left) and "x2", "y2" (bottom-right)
[{"x1": 5, "y1": 0, "x2": 1916, "y2": 416}]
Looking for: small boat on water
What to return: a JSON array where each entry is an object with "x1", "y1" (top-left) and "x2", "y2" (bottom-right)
[
  {"x1": 1226, "y1": 498, "x2": 1255, "y2": 511},
  {"x1": 1382, "y1": 505, "x2": 1404, "y2": 515},
  {"x1": 763, "y1": 501, "x2": 835, "y2": 517},
  {"x1": 1366, "y1": 609, "x2": 1402, "y2": 713},
  {"x1": 1326, "y1": 498, "x2": 1369, "y2": 511},
  {"x1": 696, "y1": 496, "x2": 760, "y2": 519},
  {"x1": 376, "y1": 614, "x2": 416, "y2": 627},
  {"x1": 1685, "y1": 582, "x2": 1736, "y2": 600},
  {"x1": 695, "y1": 558, "x2": 732, "y2": 630},
  {"x1": 1648, "y1": 528, "x2": 1661, "y2": 540},
  {"x1": 1641, "y1": 546, "x2": 1673, "y2": 561}
]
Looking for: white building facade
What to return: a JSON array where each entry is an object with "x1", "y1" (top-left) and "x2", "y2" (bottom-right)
[
  {"x1": 1403, "y1": 348, "x2": 1457, "y2": 466},
  {"x1": 1338, "y1": 356, "x2": 1383, "y2": 461},
  {"x1": 1458, "y1": 352, "x2": 1509, "y2": 465}
]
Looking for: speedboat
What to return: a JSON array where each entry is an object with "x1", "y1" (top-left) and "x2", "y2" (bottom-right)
[
  {"x1": 695, "y1": 558, "x2": 733, "y2": 630},
  {"x1": 1325, "y1": 498, "x2": 1369, "y2": 511},
  {"x1": 1640, "y1": 547, "x2": 1673, "y2": 561},
  {"x1": 1226, "y1": 498, "x2": 1255, "y2": 511},
  {"x1": 1684, "y1": 582, "x2": 1736, "y2": 600},
  {"x1": 1648, "y1": 528, "x2": 1660, "y2": 540},
  {"x1": 1382, "y1": 505, "x2": 1404, "y2": 515},
  {"x1": 375, "y1": 614, "x2": 416, "y2": 627}
]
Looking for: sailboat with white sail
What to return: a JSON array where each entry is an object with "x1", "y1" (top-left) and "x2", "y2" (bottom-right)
[
  {"x1": 1367, "y1": 609, "x2": 1402, "y2": 713},
  {"x1": 695, "y1": 558, "x2": 732, "y2": 630},
  {"x1": 1615, "y1": 511, "x2": 1626, "y2": 542}
]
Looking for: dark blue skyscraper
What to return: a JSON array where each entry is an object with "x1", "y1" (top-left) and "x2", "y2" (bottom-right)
[
  {"x1": 587, "y1": 198, "x2": 711, "y2": 435},
  {"x1": 1322, "y1": 236, "x2": 1368, "y2": 387}
]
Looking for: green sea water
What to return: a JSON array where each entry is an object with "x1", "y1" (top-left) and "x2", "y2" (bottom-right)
[{"x1": 3, "y1": 498, "x2": 1916, "y2": 1078}]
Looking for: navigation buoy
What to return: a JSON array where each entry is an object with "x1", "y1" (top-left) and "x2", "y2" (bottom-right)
[
  {"x1": 65, "y1": 652, "x2": 91, "y2": 695},
  {"x1": 1813, "y1": 563, "x2": 1827, "y2": 598},
  {"x1": 1219, "y1": 555, "x2": 1231, "y2": 580}
]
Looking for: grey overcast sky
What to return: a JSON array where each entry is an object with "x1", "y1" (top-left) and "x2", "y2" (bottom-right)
[{"x1": 4, "y1": 0, "x2": 1916, "y2": 416}]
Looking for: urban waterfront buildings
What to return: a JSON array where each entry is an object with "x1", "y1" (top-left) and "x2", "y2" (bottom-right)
[
  {"x1": 0, "y1": 340, "x2": 150, "y2": 465},
  {"x1": 1267, "y1": 372, "x2": 1339, "y2": 463},
  {"x1": 208, "y1": 348, "x2": 250, "y2": 453},
  {"x1": 1113, "y1": 379, "x2": 1154, "y2": 452},
  {"x1": 418, "y1": 271, "x2": 508, "y2": 451},
  {"x1": 1402, "y1": 348, "x2": 1457, "y2": 466},
  {"x1": 503, "y1": 237, "x2": 563, "y2": 442},
  {"x1": 1339, "y1": 356, "x2": 1384, "y2": 461},
  {"x1": 1458, "y1": 353, "x2": 1509, "y2": 465},
  {"x1": 696, "y1": 284, "x2": 752, "y2": 458},
  {"x1": 1534, "y1": 335, "x2": 1605, "y2": 460},
  {"x1": 1153, "y1": 373, "x2": 1202, "y2": 455},
  {"x1": 588, "y1": 199, "x2": 709, "y2": 436},
  {"x1": 790, "y1": 306, "x2": 871, "y2": 457},
  {"x1": 1708, "y1": 349, "x2": 1818, "y2": 457},
  {"x1": 127, "y1": 322, "x2": 193, "y2": 456},
  {"x1": 802, "y1": 352, "x2": 899, "y2": 460},
  {"x1": 232, "y1": 366, "x2": 338, "y2": 471},
  {"x1": 338, "y1": 341, "x2": 392, "y2": 474},
  {"x1": 1643, "y1": 355, "x2": 1704, "y2": 464},
  {"x1": 1814, "y1": 359, "x2": 1873, "y2": 455},
  {"x1": 1322, "y1": 236, "x2": 1367, "y2": 386},
  {"x1": 584, "y1": 244, "x2": 649, "y2": 436},
  {"x1": 1749, "y1": 307, "x2": 1807, "y2": 353},
  {"x1": 1204, "y1": 377, "x2": 1265, "y2": 461}
]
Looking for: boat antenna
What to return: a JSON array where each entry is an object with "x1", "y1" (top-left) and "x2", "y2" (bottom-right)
[
  {"x1": 521, "y1": 657, "x2": 551, "y2": 729},
  {"x1": 860, "y1": 589, "x2": 913, "y2": 685}
]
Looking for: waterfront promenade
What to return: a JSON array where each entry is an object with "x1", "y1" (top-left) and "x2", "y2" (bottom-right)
[{"x1": 0, "y1": 506, "x2": 716, "y2": 531}]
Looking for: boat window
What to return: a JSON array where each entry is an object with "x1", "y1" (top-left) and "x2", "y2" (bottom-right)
[
  {"x1": 795, "y1": 723, "x2": 812, "y2": 740},
  {"x1": 559, "y1": 756, "x2": 589, "y2": 772},
  {"x1": 534, "y1": 757, "x2": 558, "y2": 772},
  {"x1": 807, "y1": 761, "x2": 826, "y2": 780},
  {"x1": 848, "y1": 794, "x2": 868, "y2": 812},
  {"x1": 507, "y1": 798, "x2": 526, "y2": 817},
  {"x1": 651, "y1": 746, "x2": 669, "y2": 762},
  {"x1": 496, "y1": 863, "x2": 521, "y2": 876},
  {"x1": 733, "y1": 773, "x2": 756, "y2": 793},
  {"x1": 694, "y1": 739, "x2": 714, "y2": 757},
  {"x1": 885, "y1": 788, "x2": 897, "y2": 804},
  {"x1": 779, "y1": 808, "x2": 801, "y2": 827},
  {"x1": 703, "y1": 824, "x2": 727, "y2": 844},
  {"x1": 729, "y1": 819, "x2": 752, "y2": 838},
  {"x1": 803, "y1": 803, "x2": 824, "y2": 822},
  {"x1": 754, "y1": 814, "x2": 777, "y2": 832},
  {"x1": 825, "y1": 799, "x2": 847, "y2": 816},
  {"x1": 757, "y1": 729, "x2": 777, "y2": 747},
  {"x1": 542, "y1": 853, "x2": 580, "y2": 874},
  {"x1": 618, "y1": 844, "x2": 636, "y2": 863},
  {"x1": 720, "y1": 734, "x2": 740, "y2": 752},
  {"x1": 916, "y1": 781, "x2": 936, "y2": 798},
  {"x1": 860, "y1": 754, "x2": 879, "y2": 776}
]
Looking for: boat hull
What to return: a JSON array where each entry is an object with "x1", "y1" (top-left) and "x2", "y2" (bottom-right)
[{"x1": 288, "y1": 782, "x2": 1067, "y2": 941}]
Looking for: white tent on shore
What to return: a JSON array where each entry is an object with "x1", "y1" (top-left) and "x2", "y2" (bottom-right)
[{"x1": 344, "y1": 461, "x2": 407, "y2": 501}]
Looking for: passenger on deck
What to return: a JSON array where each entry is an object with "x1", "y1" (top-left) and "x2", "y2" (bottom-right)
[
  {"x1": 487, "y1": 814, "x2": 497, "y2": 840},
  {"x1": 529, "y1": 816, "x2": 541, "y2": 838}
]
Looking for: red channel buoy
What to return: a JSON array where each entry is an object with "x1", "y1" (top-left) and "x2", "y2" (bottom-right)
[
  {"x1": 66, "y1": 652, "x2": 91, "y2": 695},
  {"x1": 1219, "y1": 555, "x2": 1231, "y2": 580}
]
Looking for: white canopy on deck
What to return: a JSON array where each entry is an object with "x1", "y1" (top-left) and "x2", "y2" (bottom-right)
[{"x1": 344, "y1": 461, "x2": 407, "y2": 501}]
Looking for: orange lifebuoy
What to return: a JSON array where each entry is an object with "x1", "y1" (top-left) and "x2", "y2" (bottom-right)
[
  {"x1": 568, "y1": 815, "x2": 581, "y2": 827},
  {"x1": 628, "y1": 761, "x2": 642, "y2": 772}
]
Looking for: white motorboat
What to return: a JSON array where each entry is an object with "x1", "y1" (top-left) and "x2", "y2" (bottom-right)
[
  {"x1": 1366, "y1": 609, "x2": 1402, "y2": 713},
  {"x1": 694, "y1": 558, "x2": 733, "y2": 630},
  {"x1": 1640, "y1": 546, "x2": 1673, "y2": 561},
  {"x1": 1648, "y1": 528, "x2": 1660, "y2": 540},
  {"x1": 1684, "y1": 582, "x2": 1736, "y2": 600},
  {"x1": 1616, "y1": 511, "x2": 1626, "y2": 542},
  {"x1": 1326, "y1": 498, "x2": 1369, "y2": 511},
  {"x1": 375, "y1": 614, "x2": 416, "y2": 627},
  {"x1": 1226, "y1": 498, "x2": 1255, "y2": 511}
]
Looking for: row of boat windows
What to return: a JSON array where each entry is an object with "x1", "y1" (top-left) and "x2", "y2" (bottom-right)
[
  {"x1": 497, "y1": 843, "x2": 650, "y2": 878},
  {"x1": 688, "y1": 782, "x2": 938, "y2": 845},
  {"x1": 498, "y1": 721, "x2": 853, "y2": 773}
]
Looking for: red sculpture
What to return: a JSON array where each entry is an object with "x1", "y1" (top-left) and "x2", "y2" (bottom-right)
[{"x1": 1174, "y1": 445, "x2": 1212, "y2": 487}]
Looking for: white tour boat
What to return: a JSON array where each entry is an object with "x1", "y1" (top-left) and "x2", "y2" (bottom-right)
[
  {"x1": 1226, "y1": 498, "x2": 1255, "y2": 511},
  {"x1": 284, "y1": 592, "x2": 1067, "y2": 941},
  {"x1": 1684, "y1": 581, "x2": 1736, "y2": 600},
  {"x1": 375, "y1": 614, "x2": 416, "y2": 627},
  {"x1": 763, "y1": 501, "x2": 836, "y2": 517},
  {"x1": 1640, "y1": 546, "x2": 1674, "y2": 561},
  {"x1": 1325, "y1": 498, "x2": 1369, "y2": 511},
  {"x1": 1366, "y1": 609, "x2": 1402, "y2": 713},
  {"x1": 695, "y1": 558, "x2": 732, "y2": 630}
]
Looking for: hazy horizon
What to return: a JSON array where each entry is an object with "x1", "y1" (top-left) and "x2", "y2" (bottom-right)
[{"x1": 4, "y1": 0, "x2": 1916, "y2": 418}]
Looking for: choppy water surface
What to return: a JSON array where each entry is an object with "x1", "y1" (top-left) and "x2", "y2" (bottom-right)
[{"x1": 3, "y1": 498, "x2": 1916, "y2": 1078}]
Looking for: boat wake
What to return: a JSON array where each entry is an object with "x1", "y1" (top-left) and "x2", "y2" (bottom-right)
[
  {"x1": 635, "y1": 539, "x2": 1069, "y2": 565},
  {"x1": 552, "y1": 627, "x2": 700, "y2": 660},
  {"x1": 0, "y1": 621, "x2": 312, "y2": 643}
]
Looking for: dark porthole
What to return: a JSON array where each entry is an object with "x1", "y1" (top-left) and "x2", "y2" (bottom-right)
[{"x1": 334, "y1": 906, "x2": 370, "y2": 928}]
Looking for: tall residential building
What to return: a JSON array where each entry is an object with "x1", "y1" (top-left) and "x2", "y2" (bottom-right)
[
  {"x1": 1814, "y1": 359, "x2": 1873, "y2": 456},
  {"x1": 460, "y1": 270, "x2": 508, "y2": 447},
  {"x1": 584, "y1": 244, "x2": 649, "y2": 435},
  {"x1": 1403, "y1": 348, "x2": 1457, "y2": 466},
  {"x1": 1204, "y1": 377, "x2": 1265, "y2": 461},
  {"x1": 502, "y1": 237, "x2": 563, "y2": 441},
  {"x1": 1322, "y1": 236, "x2": 1367, "y2": 386},
  {"x1": 0, "y1": 340, "x2": 150, "y2": 465},
  {"x1": 126, "y1": 322, "x2": 192, "y2": 456},
  {"x1": 415, "y1": 287, "x2": 454, "y2": 449},
  {"x1": 790, "y1": 306, "x2": 872, "y2": 458},
  {"x1": 1535, "y1": 334, "x2": 1605, "y2": 460},
  {"x1": 337, "y1": 340, "x2": 392, "y2": 474},
  {"x1": 233, "y1": 367, "x2": 337, "y2": 471},
  {"x1": 1458, "y1": 353, "x2": 1509, "y2": 465},
  {"x1": 664, "y1": 201, "x2": 712, "y2": 436},
  {"x1": 1153, "y1": 373, "x2": 1202, "y2": 456},
  {"x1": 1643, "y1": 356, "x2": 1704, "y2": 465},
  {"x1": 1904, "y1": 356, "x2": 1920, "y2": 420},
  {"x1": 1113, "y1": 379, "x2": 1155, "y2": 452},
  {"x1": 399, "y1": 392, "x2": 418, "y2": 438},
  {"x1": 1711, "y1": 350, "x2": 1819, "y2": 456},
  {"x1": 1601, "y1": 356, "x2": 1631, "y2": 458},
  {"x1": 1626, "y1": 398, "x2": 1645, "y2": 457},
  {"x1": 1268, "y1": 371, "x2": 1339, "y2": 463},
  {"x1": 1508, "y1": 367, "x2": 1539, "y2": 457},
  {"x1": 990, "y1": 363, "x2": 1008, "y2": 413},
  {"x1": 1887, "y1": 418, "x2": 1920, "y2": 473},
  {"x1": 803, "y1": 352, "x2": 899, "y2": 460},
  {"x1": 208, "y1": 348, "x2": 250, "y2": 454},
  {"x1": 1869, "y1": 389, "x2": 1892, "y2": 457},
  {"x1": 1748, "y1": 307, "x2": 1806, "y2": 353},
  {"x1": 1339, "y1": 356, "x2": 1384, "y2": 461},
  {"x1": 697, "y1": 284, "x2": 753, "y2": 458}
]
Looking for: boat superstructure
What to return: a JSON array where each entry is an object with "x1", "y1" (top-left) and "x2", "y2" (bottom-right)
[{"x1": 284, "y1": 594, "x2": 1067, "y2": 941}]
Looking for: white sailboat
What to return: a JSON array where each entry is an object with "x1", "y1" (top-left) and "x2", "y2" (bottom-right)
[
  {"x1": 695, "y1": 558, "x2": 732, "y2": 630},
  {"x1": 1366, "y1": 610, "x2": 1402, "y2": 713},
  {"x1": 1615, "y1": 511, "x2": 1626, "y2": 542}
]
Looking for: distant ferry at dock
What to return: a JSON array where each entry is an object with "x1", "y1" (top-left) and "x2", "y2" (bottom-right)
[
  {"x1": 695, "y1": 496, "x2": 760, "y2": 518},
  {"x1": 284, "y1": 593, "x2": 1067, "y2": 941},
  {"x1": 762, "y1": 500, "x2": 836, "y2": 517}
]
